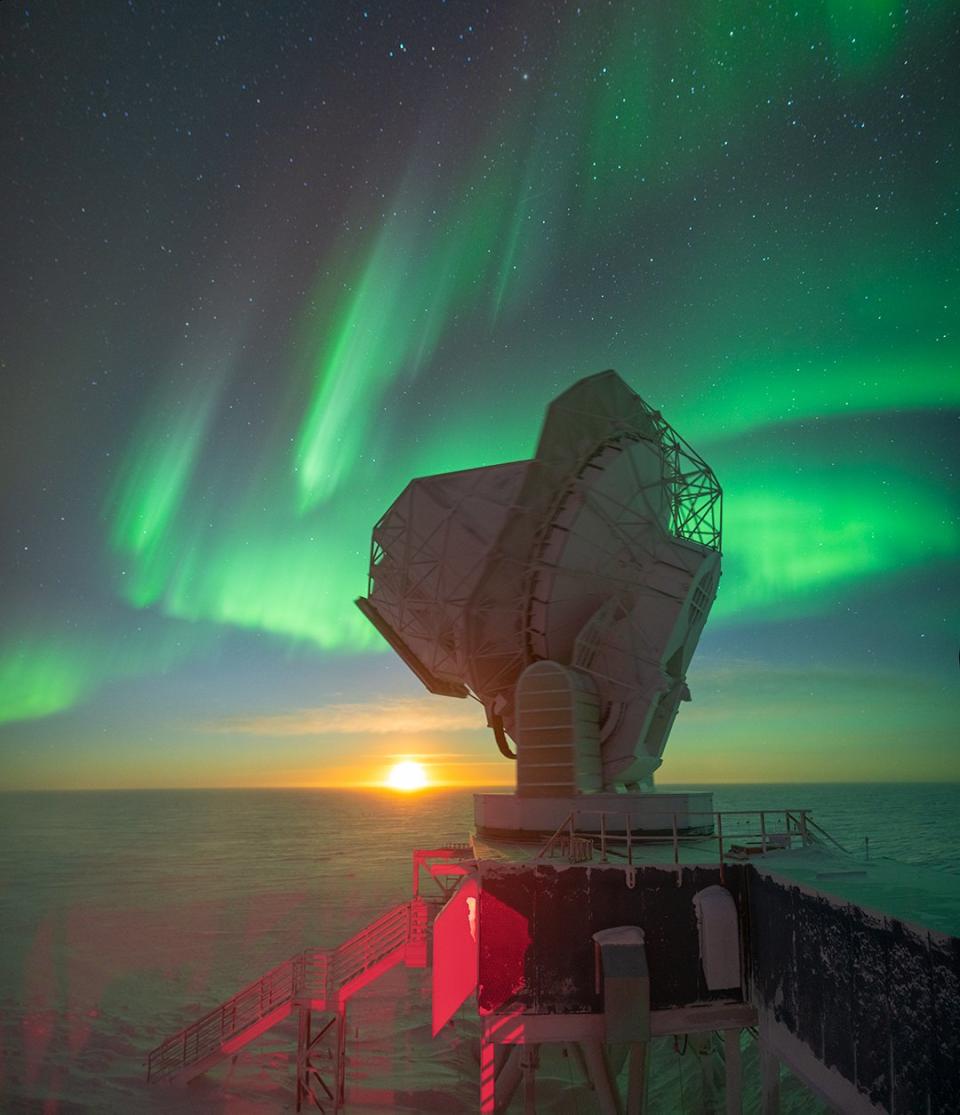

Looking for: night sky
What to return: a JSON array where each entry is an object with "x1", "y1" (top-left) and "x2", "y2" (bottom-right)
[{"x1": 1, "y1": 1, "x2": 957, "y2": 790}]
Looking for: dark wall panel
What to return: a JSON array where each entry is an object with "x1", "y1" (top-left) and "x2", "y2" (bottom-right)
[
  {"x1": 474, "y1": 858, "x2": 959, "y2": 1113},
  {"x1": 478, "y1": 862, "x2": 749, "y2": 1015},
  {"x1": 930, "y1": 935, "x2": 960, "y2": 1115},
  {"x1": 748, "y1": 871, "x2": 960, "y2": 1115}
]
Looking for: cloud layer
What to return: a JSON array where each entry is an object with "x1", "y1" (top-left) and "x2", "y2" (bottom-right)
[{"x1": 215, "y1": 697, "x2": 488, "y2": 737}]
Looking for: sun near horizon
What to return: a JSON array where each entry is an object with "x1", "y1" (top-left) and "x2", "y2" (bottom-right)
[{"x1": 385, "y1": 760, "x2": 429, "y2": 792}]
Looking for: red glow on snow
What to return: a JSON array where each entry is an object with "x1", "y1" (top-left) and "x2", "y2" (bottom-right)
[
  {"x1": 15, "y1": 888, "x2": 315, "y2": 1107},
  {"x1": 22, "y1": 918, "x2": 56, "y2": 1087}
]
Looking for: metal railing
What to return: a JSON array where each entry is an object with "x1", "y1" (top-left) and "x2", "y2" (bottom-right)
[
  {"x1": 538, "y1": 808, "x2": 847, "y2": 873},
  {"x1": 147, "y1": 899, "x2": 425, "y2": 1083},
  {"x1": 331, "y1": 901, "x2": 418, "y2": 993},
  {"x1": 146, "y1": 953, "x2": 299, "y2": 1081},
  {"x1": 796, "y1": 811, "x2": 850, "y2": 855}
]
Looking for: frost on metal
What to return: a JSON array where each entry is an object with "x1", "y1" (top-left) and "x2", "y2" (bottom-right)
[{"x1": 749, "y1": 869, "x2": 960, "y2": 1114}]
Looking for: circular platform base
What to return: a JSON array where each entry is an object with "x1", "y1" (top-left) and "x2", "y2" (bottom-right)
[{"x1": 474, "y1": 790, "x2": 715, "y2": 840}]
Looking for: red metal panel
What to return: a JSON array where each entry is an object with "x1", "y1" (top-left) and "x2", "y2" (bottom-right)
[{"x1": 432, "y1": 878, "x2": 479, "y2": 1036}]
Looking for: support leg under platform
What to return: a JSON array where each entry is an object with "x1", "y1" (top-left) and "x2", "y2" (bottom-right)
[
  {"x1": 494, "y1": 1046, "x2": 523, "y2": 1113},
  {"x1": 724, "y1": 1028, "x2": 743, "y2": 1115},
  {"x1": 690, "y1": 1031, "x2": 721, "y2": 1114},
  {"x1": 580, "y1": 1041, "x2": 620, "y2": 1115},
  {"x1": 521, "y1": 1044, "x2": 539, "y2": 1114},
  {"x1": 336, "y1": 1005, "x2": 347, "y2": 1108},
  {"x1": 296, "y1": 1006, "x2": 345, "y2": 1112},
  {"x1": 760, "y1": 1037, "x2": 781, "y2": 1115},
  {"x1": 626, "y1": 1041, "x2": 649, "y2": 1115}
]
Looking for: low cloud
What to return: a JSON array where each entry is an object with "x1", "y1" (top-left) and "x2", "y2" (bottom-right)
[{"x1": 214, "y1": 697, "x2": 487, "y2": 737}]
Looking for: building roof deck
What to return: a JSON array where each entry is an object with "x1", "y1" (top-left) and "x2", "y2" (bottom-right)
[{"x1": 470, "y1": 826, "x2": 960, "y2": 938}]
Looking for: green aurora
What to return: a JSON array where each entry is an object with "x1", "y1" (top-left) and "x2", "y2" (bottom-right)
[{"x1": 0, "y1": 1, "x2": 956, "y2": 786}]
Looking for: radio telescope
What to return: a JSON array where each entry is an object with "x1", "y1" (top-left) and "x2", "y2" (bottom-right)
[{"x1": 357, "y1": 371, "x2": 721, "y2": 804}]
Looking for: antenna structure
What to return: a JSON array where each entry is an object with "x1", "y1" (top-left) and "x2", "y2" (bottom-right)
[{"x1": 357, "y1": 371, "x2": 722, "y2": 794}]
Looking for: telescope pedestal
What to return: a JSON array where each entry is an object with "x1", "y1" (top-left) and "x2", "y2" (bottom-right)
[{"x1": 474, "y1": 791, "x2": 714, "y2": 842}]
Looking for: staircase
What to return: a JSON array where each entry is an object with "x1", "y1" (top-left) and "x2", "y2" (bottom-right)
[{"x1": 146, "y1": 897, "x2": 429, "y2": 1089}]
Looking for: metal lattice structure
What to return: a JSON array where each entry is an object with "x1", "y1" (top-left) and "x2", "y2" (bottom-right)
[
  {"x1": 358, "y1": 371, "x2": 722, "y2": 789},
  {"x1": 651, "y1": 414, "x2": 722, "y2": 551}
]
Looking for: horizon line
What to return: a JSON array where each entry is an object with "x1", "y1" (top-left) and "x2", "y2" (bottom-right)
[{"x1": 2, "y1": 778, "x2": 958, "y2": 793}]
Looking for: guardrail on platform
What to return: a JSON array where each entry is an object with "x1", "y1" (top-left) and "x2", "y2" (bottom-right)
[{"x1": 538, "y1": 808, "x2": 849, "y2": 876}]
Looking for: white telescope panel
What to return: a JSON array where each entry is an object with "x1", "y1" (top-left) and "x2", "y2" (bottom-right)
[
  {"x1": 360, "y1": 462, "x2": 527, "y2": 697},
  {"x1": 526, "y1": 438, "x2": 672, "y2": 665},
  {"x1": 357, "y1": 371, "x2": 722, "y2": 790}
]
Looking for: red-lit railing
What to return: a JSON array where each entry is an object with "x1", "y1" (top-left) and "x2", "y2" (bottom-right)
[
  {"x1": 331, "y1": 901, "x2": 419, "y2": 995},
  {"x1": 146, "y1": 953, "x2": 300, "y2": 1081},
  {"x1": 146, "y1": 899, "x2": 426, "y2": 1083}
]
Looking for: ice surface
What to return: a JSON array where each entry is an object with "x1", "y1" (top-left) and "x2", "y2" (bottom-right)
[
  {"x1": 755, "y1": 844, "x2": 960, "y2": 937},
  {"x1": 1, "y1": 785, "x2": 956, "y2": 1112}
]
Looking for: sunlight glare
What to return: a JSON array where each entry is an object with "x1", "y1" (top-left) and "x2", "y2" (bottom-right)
[{"x1": 386, "y1": 760, "x2": 428, "y2": 792}]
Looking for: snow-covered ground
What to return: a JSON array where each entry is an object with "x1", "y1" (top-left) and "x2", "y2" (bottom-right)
[{"x1": 2, "y1": 784, "x2": 956, "y2": 1112}]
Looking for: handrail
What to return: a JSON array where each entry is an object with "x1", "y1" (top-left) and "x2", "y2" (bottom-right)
[
  {"x1": 331, "y1": 902, "x2": 413, "y2": 991},
  {"x1": 798, "y1": 812, "x2": 851, "y2": 855},
  {"x1": 537, "y1": 811, "x2": 576, "y2": 860},
  {"x1": 147, "y1": 899, "x2": 425, "y2": 1083},
  {"x1": 147, "y1": 953, "x2": 299, "y2": 1081},
  {"x1": 537, "y1": 807, "x2": 847, "y2": 867}
]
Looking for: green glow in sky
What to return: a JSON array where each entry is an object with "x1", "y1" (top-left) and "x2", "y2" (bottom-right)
[
  {"x1": 717, "y1": 465, "x2": 957, "y2": 623},
  {"x1": 7, "y1": 1, "x2": 955, "y2": 789},
  {"x1": 161, "y1": 515, "x2": 377, "y2": 650},
  {"x1": 291, "y1": 108, "x2": 567, "y2": 512},
  {"x1": 293, "y1": 213, "x2": 425, "y2": 509},
  {"x1": 107, "y1": 376, "x2": 221, "y2": 607},
  {"x1": 0, "y1": 640, "x2": 91, "y2": 724},
  {"x1": 666, "y1": 660, "x2": 958, "y2": 784},
  {"x1": 0, "y1": 622, "x2": 212, "y2": 726}
]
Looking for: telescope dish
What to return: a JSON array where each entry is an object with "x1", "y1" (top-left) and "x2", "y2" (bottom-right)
[{"x1": 357, "y1": 371, "x2": 721, "y2": 792}]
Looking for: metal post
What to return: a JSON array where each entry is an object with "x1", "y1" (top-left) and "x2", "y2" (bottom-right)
[
  {"x1": 626, "y1": 814, "x2": 633, "y2": 866},
  {"x1": 521, "y1": 1044, "x2": 539, "y2": 1114},
  {"x1": 717, "y1": 812, "x2": 725, "y2": 883},
  {"x1": 672, "y1": 813, "x2": 679, "y2": 866},
  {"x1": 600, "y1": 811, "x2": 608, "y2": 862},
  {"x1": 296, "y1": 1007, "x2": 309, "y2": 1113},
  {"x1": 760, "y1": 1040, "x2": 781, "y2": 1114},
  {"x1": 494, "y1": 1045, "x2": 523, "y2": 1111},
  {"x1": 580, "y1": 1042, "x2": 620, "y2": 1115},
  {"x1": 690, "y1": 1032, "x2": 719, "y2": 1114},
  {"x1": 760, "y1": 811, "x2": 767, "y2": 854},
  {"x1": 724, "y1": 1029, "x2": 742, "y2": 1115},
  {"x1": 626, "y1": 1041, "x2": 649, "y2": 1114},
  {"x1": 335, "y1": 1005, "x2": 347, "y2": 1109},
  {"x1": 480, "y1": 1031, "x2": 496, "y2": 1114},
  {"x1": 569, "y1": 1042, "x2": 591, "y2": 1085}
]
